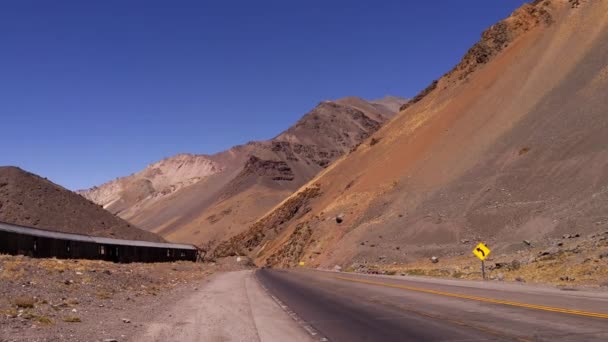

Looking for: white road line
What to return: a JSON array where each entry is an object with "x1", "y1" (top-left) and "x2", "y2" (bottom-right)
[{"x1": 255, "y1": 271, "x2": 329, "y2": 342}]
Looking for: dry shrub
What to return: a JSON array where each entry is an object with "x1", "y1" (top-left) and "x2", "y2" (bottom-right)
[
  {"x1": 1, "y1": 260, "x2": 25, "y2": 280},
  {"x1": 95, "y1": 289, "x2": 113, "y2": 300},
  {"x1": 12, "y1": 296, "x2": 35, "y2": 308},
  {"x1": 34, "y1": 315, "x2": 53, "y2": 325},
  {"x1": 63, "y1": 316, "x2": 81, "y2": 323}
]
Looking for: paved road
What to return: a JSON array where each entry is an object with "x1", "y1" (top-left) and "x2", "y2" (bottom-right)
[{"x1": 256, "y1": 269, "x2": 608, "y2": 341}]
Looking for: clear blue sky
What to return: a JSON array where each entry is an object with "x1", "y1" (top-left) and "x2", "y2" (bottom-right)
[{"x1": 1, "y1": 0, "x2": 528, "y2": 190}]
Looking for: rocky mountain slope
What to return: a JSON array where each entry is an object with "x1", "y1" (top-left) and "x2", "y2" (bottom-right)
[
  {"x1": 0, "y1": 166, "x2": 164, "y2": 242},
  {"x1": 81, "y1": 97, "x2": 407, "y2": 247},
  {"x1": 216, "y1": 0, "x2": 608, "y2": 268}
]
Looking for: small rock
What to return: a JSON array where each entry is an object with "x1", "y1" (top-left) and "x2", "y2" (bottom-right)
[
  {"x1": 75, "y1": 272, "x2": 83, "y2": 275},
  {"x1": 122, "y1": 318, "x2": 131, "y2": 324},
  {"x1": 496, "y1": 273, "x2": 505, "y2": 281},
  {"x1": 378, "y1": 256, "x2": 386, "y2": 260},
  {"x1": 64, "y1": 280, "x2": 74, "y2": 285},
  {"x1": 71, "y1": 309, "x2": 77, "y2": 313},
  {"x1": 515, "y1": 276, "x2": 525, "y2": 283},
  {"x1": 430, "y1": 256, "x2": 439, "y2": 264},
  {"x1": 539, "y1": 247, "x2": 559, "y2": 257},
  {"x1": 510, "y1": 260, "x2": 521, "y2": 270},
  {"x1": 523, "y1": 240, "x2": 531, "y2": 246},
  {"x1": 461, "y1": 239, "x2": 470, "y2": 244},
  {"x1": 335, "y1": 214, "x2": 344, "y2": 224},
  {"x1": 103, "y1": 270, "x2": 112, "y2": 275},
  {"x1": 556, "y1": 242, "x2": 564, "y2": 247},
  {"x1": 599, "y1": 252, "x2": 608, "y2": 259},
  {"x1": 563, "y1": 234, "x2": 571, "y2": 239},
  {"x1": 333, "y1": 265, "x2": 342, "y2": 272},
  {"x1": 103, "y1": 339, "x2": 118, "y2": 342}
]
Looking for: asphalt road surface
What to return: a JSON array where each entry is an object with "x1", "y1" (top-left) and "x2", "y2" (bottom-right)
[{"x1": 256, "y1": 269, "x2": 608, "y2": 342}]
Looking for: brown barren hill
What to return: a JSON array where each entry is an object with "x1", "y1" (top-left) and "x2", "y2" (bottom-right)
[
  {"x1": 0, "y1": 166, "x2": 164, "y2": 242},
  {"x1": 81, "y1": 97, "x2": 407, "y2": 248},
  {"x1": 217, "y1": 0, "x2": 608, "y2": 267}
]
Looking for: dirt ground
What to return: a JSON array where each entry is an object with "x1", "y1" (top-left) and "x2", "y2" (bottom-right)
[
  {"x1": 346, "y1": 230, "x2": 608, "y2": 289},
  {"x1": 0, "y1": 255, "x2": 251, "y2": 342}
]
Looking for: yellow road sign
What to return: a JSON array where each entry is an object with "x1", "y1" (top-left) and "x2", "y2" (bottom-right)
[
  {"x1": 298, "y1": 261, "x2": 305, "y2": 266},
  {"x1": 473, "y1": 242, "x2": 491, "y2": 261}
]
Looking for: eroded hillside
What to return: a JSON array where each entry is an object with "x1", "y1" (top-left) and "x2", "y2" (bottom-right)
[
  {"x1": 217, "y1": 0, "x2": 608, "y2": 270},
  {"x1": 81, "y1": 97, "x2": 406, "y2": 247}
]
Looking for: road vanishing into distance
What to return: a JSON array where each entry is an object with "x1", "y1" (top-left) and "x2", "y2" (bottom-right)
[{"x1": 256, "y1": 269, "x2": 608, "y2": 342}]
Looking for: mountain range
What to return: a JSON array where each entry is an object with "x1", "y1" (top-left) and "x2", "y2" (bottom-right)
[{"x1": 79, "y1": 96, "x2": 407, "y2": 249}]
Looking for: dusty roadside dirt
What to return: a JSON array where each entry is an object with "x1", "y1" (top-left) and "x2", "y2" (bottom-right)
[
  {"x1": 345, "y1": 230, "x2": 608, "y2": 288},
  {"x1": 132, "y1": 270, "x2": 312, "y2": 342},
  {"x1": 0, "y1": 255, "x2": 251, "y2": 342}
]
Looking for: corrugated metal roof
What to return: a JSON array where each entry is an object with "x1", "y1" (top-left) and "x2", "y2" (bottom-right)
[{"x1": 0, "y1": 221, "x2": 197, "y2": 250}]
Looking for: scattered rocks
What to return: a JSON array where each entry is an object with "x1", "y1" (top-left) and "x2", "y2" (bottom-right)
[
  {"x1": 430, "y1": 256, "x2": 439, "y2": 264},
  {"x1": 559, "y1": 276, "x2": 575, "y2": 282},
  {"x1": 539, "y1": 247, "x2": 559, "y2": 257}
]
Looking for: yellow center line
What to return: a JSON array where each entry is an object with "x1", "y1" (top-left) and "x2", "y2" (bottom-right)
[{"x1": 333, "y1": 276, "x2": 608, "y2": 319}]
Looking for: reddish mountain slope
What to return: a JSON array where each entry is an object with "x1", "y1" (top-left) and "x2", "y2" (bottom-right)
[{"x1": 216, "y1": 0, "x2": 608, "y2": 267}]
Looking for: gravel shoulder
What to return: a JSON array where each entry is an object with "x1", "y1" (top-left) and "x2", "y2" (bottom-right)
[{"x1": 132, "y1": 270, "x2": 313, "y2": 342}]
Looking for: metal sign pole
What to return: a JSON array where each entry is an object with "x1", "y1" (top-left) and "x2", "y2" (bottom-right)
[{"x1": 481, "y1": 260, "x2": 486, "y2": 280}]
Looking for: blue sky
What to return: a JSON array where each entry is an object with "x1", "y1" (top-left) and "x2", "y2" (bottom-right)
[{"x1": 0, "y1": 0, "x2": 528, "y2": 190}]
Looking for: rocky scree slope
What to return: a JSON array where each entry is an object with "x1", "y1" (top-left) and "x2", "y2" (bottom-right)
[
  {"x1": 216, "y1": 0, "x2": 608, "y2": 269},
  {"x1": 0, "y1": 166, "x2": 164, "y2": 242}
]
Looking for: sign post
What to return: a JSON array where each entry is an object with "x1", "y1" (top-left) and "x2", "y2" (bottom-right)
[{"x1": 472, "y1": 242, "x2": 491, "y2": 280}]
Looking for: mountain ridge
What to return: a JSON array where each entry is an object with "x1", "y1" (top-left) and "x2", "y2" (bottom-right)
[{"x1": 80, "y1": 96, "x2": 407, "y2": 247}]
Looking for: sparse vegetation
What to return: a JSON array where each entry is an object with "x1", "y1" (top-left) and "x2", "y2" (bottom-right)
[
  {"x1": 63, "y1": 316, "x2": 81, "y2": 323},
  {"x1": 12, "y1": 296, "x2": 35, "y2": 308}
]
